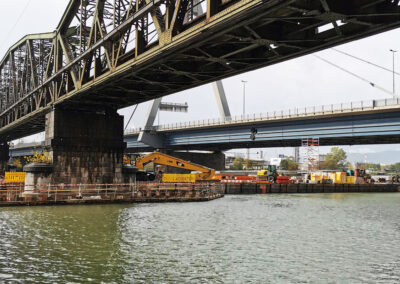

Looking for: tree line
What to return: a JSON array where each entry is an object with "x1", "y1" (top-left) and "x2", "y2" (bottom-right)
[{"x1": 229, "y1": 147, "x2": 400, "y2": 172}]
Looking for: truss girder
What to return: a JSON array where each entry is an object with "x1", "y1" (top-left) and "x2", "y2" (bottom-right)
[{"x1": 1, "y1": 0, "x2": 400, "y2": 141}]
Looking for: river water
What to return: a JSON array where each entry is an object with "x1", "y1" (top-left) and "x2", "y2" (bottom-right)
[{"x1": 1, "y1": 193, "x2": 400, "y2": 283}]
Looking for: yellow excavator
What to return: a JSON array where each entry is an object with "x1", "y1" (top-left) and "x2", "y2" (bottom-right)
[
  {"x1": 135, "y1": 152, "x2": 215, "y2": 182},
  {"x1": 257, "y1": 165, "x2": 279, "y2": 182}
]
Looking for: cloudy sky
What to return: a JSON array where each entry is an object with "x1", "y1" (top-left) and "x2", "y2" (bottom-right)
[{"x1": 1, "y1": 0, "x2": 400, "y2": 163}]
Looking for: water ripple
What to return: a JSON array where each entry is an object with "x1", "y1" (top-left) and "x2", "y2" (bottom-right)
[{"x1": 0, "y1": 194, "x2": 399, "y2": 283}]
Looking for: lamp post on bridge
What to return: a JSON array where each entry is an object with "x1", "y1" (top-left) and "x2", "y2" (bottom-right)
[
  {"x1": 390, "y1": 49, "x2": 397, "y2": 96},
  {"x1": 241, "y1": 79, "x2": 249, "y2": 162},
  {"x1": 241, "y1": 80, "x2": 247, "y2": 117}
]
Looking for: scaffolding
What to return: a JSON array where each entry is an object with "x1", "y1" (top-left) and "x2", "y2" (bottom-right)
[{"x1": 301, "y1": 137, "x2": 320, "y2": 172}]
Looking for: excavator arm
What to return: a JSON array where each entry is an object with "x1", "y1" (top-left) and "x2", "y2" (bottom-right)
[{"x1": 136, "y1": 152, "x2": 215, "y2": 180}]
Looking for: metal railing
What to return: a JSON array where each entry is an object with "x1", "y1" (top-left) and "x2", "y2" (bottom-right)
[
  {"x1": 125, "y1": 98, "x2": 400, "y2": 134},
  {"x1": 0, "y1": 182, "x2": 224, "y2": 205}
]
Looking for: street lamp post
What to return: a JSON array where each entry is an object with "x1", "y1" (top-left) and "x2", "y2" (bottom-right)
[
  {"x1": 390, "y1": 49, "x2": 397, "y2": 96},
  {"x1": 241, "y1": 80, "x2": 249, "y2": 161},
  {"x1": 241, "y1": 80, "x2": 247, "y2": 117}
]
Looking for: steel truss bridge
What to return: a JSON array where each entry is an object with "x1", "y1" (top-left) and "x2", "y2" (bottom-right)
[{"x1": 1, "y1": 0, "x2": 400, "y2": 141}]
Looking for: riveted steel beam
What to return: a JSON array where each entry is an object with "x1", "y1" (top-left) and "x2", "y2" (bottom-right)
[{"x1": 0, "y1": 0, "x2": 400, "y2": 141}]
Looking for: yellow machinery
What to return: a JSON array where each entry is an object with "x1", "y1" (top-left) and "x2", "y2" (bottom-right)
[
  {"x1": 135, "y1": 152, "x2": 215, "y2": 182},
  {"x1": 257, "y1": 165, "x2": 279, "y2": 182},
  {"x1": 4, "y1": 172, "x2": 26, "y2": 183}
]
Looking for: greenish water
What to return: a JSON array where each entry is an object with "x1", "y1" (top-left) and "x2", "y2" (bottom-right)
[{"x1": 1, "y1": 193, "x2": 400, "y2": 283}]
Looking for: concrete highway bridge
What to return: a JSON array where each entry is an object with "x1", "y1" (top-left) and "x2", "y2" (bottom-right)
[
  {"x1": 1, "y1": 0, "x2": 400, "y2": 184},
  {"x1": 10, "y1": 98, "x2": 400, "y2": 156}
]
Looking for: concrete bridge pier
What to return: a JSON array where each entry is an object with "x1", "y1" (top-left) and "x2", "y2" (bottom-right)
[
  {"x1": 0, "y1": 141, "x2": 9, "y2": 173},
  {"x1": 44, "y1": 107, "x2": 126, "y2": 185}
]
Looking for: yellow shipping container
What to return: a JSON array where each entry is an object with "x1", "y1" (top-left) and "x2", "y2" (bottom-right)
[
  {"x1": 311, "y1": 174, "x2": 322, "y2": 182},
  {"x1": 335, "y1": 172, "x2": 347, "y2": 184},
  {"x1": 162, "y1": 174, "x2": 196, "y2": 183},
  {"x1": 346, "y1": 176, "x2": 355, "y2": 184},
  {"x1": 5, "y1": 172, "x2": 26, "y2": 183}
]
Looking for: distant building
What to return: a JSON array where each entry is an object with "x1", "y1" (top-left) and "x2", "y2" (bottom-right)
[
  {"x1": 270, "y1": 158, "x2": 282, "y2": 167},
  {"x1": 225, "y1": 156, "x2": 268, "y2": 170},
  {"x1": 319, "y1": 154, "x2": 327, "y2": 162}
]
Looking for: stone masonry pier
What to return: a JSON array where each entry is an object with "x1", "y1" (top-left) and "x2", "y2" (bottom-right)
[
  {"x1": 0, "y1": 141, "x2": 9, "y2": 173},
  {"x1": 44, "y1": 107, "x2": 126, "y2": 185}
]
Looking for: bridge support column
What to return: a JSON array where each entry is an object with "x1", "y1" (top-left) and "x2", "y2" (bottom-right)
[
  {"x1": 45, "y1": 108, "x2": 126, "y2": 185},
  {"x1": 0, "y1": 141, "x2": 9, "y2": 174}
]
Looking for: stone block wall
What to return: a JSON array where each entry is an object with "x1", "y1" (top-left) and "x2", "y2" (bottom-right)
[
  {"x1": 45, "y1": 108, "x2": 126, "y2": 185},
  {"x1": 0, "y1": 142, "x2": 9, "y2": 173}
]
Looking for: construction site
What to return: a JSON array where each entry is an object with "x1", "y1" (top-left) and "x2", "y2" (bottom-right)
[{"x1": 1, "y1": 147, "x2": 400, "y2": 207}]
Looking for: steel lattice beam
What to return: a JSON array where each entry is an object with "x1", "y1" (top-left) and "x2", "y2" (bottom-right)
[{"x1": 1, "y1": 0, "x2": 400, "y2": 141}]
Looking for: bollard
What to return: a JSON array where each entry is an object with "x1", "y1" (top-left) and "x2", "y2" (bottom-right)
[
  {"x1": 131, "y1": 183, "x2": 135, "y2": 199},
  {"x1": 78, "y1": 183, "x2": 82, "y2": 198}
]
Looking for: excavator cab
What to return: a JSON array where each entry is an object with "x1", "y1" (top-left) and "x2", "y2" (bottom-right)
[
  {"x1": 268, "y1": 165, "x2": 277, "y2": 173},
  {"x1": 257, "y1": 165, "x2": 279, "y2": 182},
  {"x1": 267, "y1": 165, "x2": 278, "y2": 182}
]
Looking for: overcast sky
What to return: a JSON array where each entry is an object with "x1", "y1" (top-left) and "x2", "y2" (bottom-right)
[{"x1": 1, "y1": 0, "x2": 400, "y2": 162}]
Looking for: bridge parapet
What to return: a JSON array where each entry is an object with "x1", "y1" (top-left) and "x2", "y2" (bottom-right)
[{"x1": 126, "y1": 98, "x2": 400, "y2": 133}]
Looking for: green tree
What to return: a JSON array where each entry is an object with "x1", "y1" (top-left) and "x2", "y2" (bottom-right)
[
  {"x1": 231, "y1": 157, "x2": 244, "y2": 170},
  {"x1": 245, "y1": 159, "x2": 253, "y2": 170},
  {"x1": 280, "y1": 158, "x2": 299, "y2": 170},
  {"x1": 320, "y1": 147, "x2": 347, "y2": 170},
  {"x1": 361, "y1": 163, "x2": 381, "y2": 171},
  {"x1": 388, "y1": 163, "x2": 400, "y2": 172},
  {"x1": 346, "y1": 162, "x2": 354, "y2": 170}
]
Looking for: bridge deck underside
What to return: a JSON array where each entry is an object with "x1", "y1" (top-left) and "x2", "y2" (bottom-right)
[
  {"x1": 10, "y1": 110, "x2": 400, "y2": 156},
  {"x1": 124, "y1": 110, "x2": 400, "y2": 151},
  {"x1": 1, "y1": 0, "x2": 400, "y2": 141}
]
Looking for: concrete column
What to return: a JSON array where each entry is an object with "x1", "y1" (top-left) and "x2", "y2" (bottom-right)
[
  {"x1": 0, "y1": 141, "x2": 9, "y2": 174},
  {"x1": 45, "y1": 107, "x2": 126, "y2": 185}
]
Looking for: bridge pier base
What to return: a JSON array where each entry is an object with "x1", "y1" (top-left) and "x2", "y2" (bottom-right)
[
  {"x1": 45, "y1": 108, "x2": 126, "y2": 185},
  {"x1": 0, "y1": 142, "x2": 9, "y2": 174}
]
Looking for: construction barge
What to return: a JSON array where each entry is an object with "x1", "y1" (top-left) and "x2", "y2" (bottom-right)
[{"x1": 0, "y1": 182, "x2": 224, "y2": 207}]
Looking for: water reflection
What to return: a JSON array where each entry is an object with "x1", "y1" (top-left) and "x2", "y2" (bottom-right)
[
  {"x1": 1, "y1": 194, "x2": 400, "y2": 283},
  {"x1": 0, "y1": 205, "x2": 128, "y2": 283}
]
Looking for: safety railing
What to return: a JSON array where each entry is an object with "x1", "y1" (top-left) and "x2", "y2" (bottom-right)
[
  {"x1": 125, "y1": 98, "x2": 400, "y2": 134},
  {"x1": 0, "y1": 182, "x2": 224, "y2": 205}
]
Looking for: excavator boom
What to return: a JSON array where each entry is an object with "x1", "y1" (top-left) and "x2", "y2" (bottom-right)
[{"x1": 136, "y1": 152, "x2": 215, "y2": 180}]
